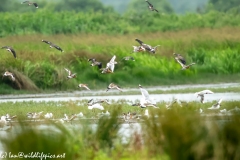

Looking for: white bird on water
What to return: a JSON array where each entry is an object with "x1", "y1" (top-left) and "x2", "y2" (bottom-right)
[
  {"x1": 195, "y1": 90, "x2": 214, "y2": 103},
  {"x1": 44, "y1": 113, "x2": 53, "y2": 119},
  {"x1": 208, "y1": 99, "x2": 222, "y2": 110}
]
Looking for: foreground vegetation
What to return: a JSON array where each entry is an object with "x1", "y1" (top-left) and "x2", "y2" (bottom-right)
[
  {"x1": 0, "y1": 27, "x2": 240, "y2": 93},
  {"x1": 1, "y1": 100, "x2": 240, "y2": 160}
]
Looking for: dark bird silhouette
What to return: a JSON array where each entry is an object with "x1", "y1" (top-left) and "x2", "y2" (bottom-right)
[
  {"x1": 1, "y1": 46, "x2": 16, "y2": 58},
  {"x1": 135, "y1": 39, "x2": 152, "y2": 52},
  {"x1": 21, "y1": 1, "x2": 38, "y2": 8},
  {"x1": 42, "y1": 40, "x2": 64, "y2": 52},
  {"x1": 145, "y1": 0, "x2": 158, "y2": 12},
  {"x1": 88, "y1": 58, "x2": 102, "y2": 69},
  {"x1": 173, "y1": 53, "x2": 186, "y2": 65}
]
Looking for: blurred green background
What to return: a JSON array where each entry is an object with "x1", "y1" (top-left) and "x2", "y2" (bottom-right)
[{"x1": 0, "y1": 0, "x2": 240, "y2": 93}]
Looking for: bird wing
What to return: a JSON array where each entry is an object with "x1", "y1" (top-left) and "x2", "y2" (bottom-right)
[
  {"x1": 42, "y1": 40, "x2": 52, "y2": 45},
  {"x1": 142, "y1": 44, "x2": 152, "y2": 51},
  {"x1": 64, "y1": 68, "x2": 71, "y2": 75},
  {"x1": 9, "y1": 47, "x2": 17, "y2": 58},
  {"x1": 140, "y1": 88, "x2": 150, "y2": 100},
  {"x1": 88, "y1": 58, "x2": 96, "y2": 63},
  {"x1": 109, "y1": 55, "x2": 116, "y2": 64},
  {"x1": 175, "y1": 58, "x2": 185, "y2": 68},
  {"x1": 53, "y1": 44, "x2": 63, "y2": 52},
  {"x1": 33, "y1": 2, "x2": 38, "y2": 8},
  {"x1": 105, "y1": 56, "x2": 116, "y2": 71},
  {"x1": 135, "y1": 39, "x2": 144, "y2": 45},
  {"x1": 110, "y1": 63, "x2": 115, "y2": 72},
  {"x1": 204, "y1": 90, "x2": 214, "y2": 94},
  {"x1": 84, "y1": 85, "x2": 90, "y2": 90},
  {"x1": 21, "y1": 1, "x2": 30, "y2": 4},
  {"x1": 175, "y1": 54, "x2": 186, "y2": 65},
  {"x1": 187, "y1": 63, "x2": 196, "y2": 67},
  {"x1": 96, "y1": 62, "x2": 102, "y2": 69},
  {"x1": 145, "y1": 0, "x2": 153, "y2": 7},
  {"x1": 218, "y1": 99, "x2": 223, "y2": 105},
  {"x1": 1, "y1": 46, "x2": 9, "y2": 49}
]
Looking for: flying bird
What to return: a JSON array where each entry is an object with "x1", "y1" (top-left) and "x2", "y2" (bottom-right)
[
  {"x1": 135, "y1": 39, "x2": 152, "y2": 52},
  {"x1": 174, "y1": 54, "x2": 195, "y2": 70},
  {"x1": 145, "y1": 0, "x2": 158, "y2": 12},
  {"x1": 208, "y1": 99, "x2": 222, "y2": 110},
  {"x1": 88, "y1": 58, "x2": 102, "y2": 69},
  {"x1": 101, "y1": 55, "x2": 117, "y2": 73},
  {"x1": 21, "y1": 1, "x2": 38, "y2": 8},
  {"x1": 194, "y1": 90, "x2": 214, "y2": 103},
  {"x1": 64, "y1": 68, "x2": 76, "y2": 79},
  {"x1": 106, "y1": 83, "x2": 122, "y2": 92},
  {"x1": 78, "y1": 84, "x2": 90, "y2": 90},
  {"x1": 88, "y1": 99, "x2": 110, "y2": 105},
  {"x1": 2, "y1": 71, "x2": 15, "y2": 81},
  {"x1": 42, "y1": 40, "x2": 64, "y2": 52},
  {"x1": 1, "y1": 46, "x2": 16, "y2": 58}
]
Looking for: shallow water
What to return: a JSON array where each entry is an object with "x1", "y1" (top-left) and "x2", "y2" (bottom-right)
[
  {"x1": 0, "y1": 92, "x2": 239, "y2": 103},
  {"x1": 0, "y1": 83, "x2": 239, "y2": 103}
]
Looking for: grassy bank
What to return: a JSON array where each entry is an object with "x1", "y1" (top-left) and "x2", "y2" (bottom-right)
[{"x1": 0, "y1": 28, "x2": 240, "y2": 93}]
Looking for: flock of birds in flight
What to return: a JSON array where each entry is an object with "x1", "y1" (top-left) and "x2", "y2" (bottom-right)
[{"x1": 0, "y1": 0, "x2": 235, "y2": 129}]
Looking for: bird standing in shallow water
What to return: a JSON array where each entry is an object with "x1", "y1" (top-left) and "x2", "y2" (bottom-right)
[
  {"x1": 42, "y1": 40, "x2": 64, "y2": 52},
  {"x1": 1, "y1": 46, "x2": 17, "y2": 58}
]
